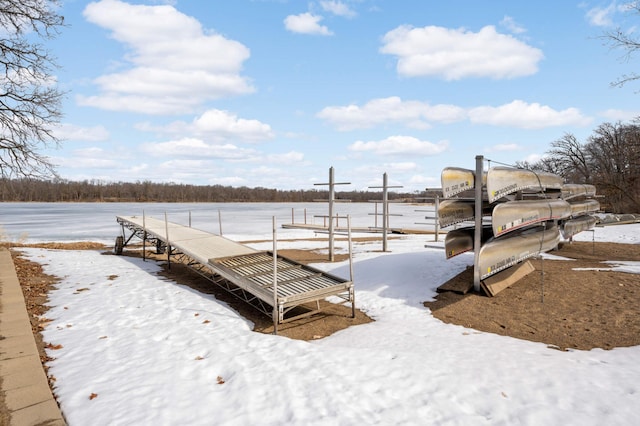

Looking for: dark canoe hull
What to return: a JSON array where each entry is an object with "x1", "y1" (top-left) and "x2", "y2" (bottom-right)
[
  {"x1": 561, "y1": 184, "x2": 596, "y2": 200},
  {"x1": 561, "y1": 215, "x2": 597, "y2": 239},
  {"x1": 444, "y1": 226, "x2": 493, "y2": 259},
  {"x1": 486, "y1": 167, "x2": 563, "y2": 203},
  {"x1": 438, "y1": 199, "x2": 491, "y2": 228},
  {"x1": 568, "y1": 199, "x2": 600, "y2": 217},
  {"x1": 478, "y1": 224, "x2": 560, "y2": 280},
  {"x1": 491, "y1": 199, "x2": 571, "y2": 237}
]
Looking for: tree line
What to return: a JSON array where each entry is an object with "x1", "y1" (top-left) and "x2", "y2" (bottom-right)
[
  {"x1": 0, "y1": 178, "x2": 418, "y2": 203},
  {"x1": 518, "y1": 120, "x2": 640, "y2": 213}
]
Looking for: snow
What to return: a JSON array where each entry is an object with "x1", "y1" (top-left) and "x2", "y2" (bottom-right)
[{"x1": 5, "y1": 203, "x2": 640, "y2": 425}]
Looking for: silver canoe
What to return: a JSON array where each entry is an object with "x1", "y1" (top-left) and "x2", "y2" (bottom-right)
[
  {"x1": 486, "y1": 167, "x2": 564, "y2": 203},
  {"x1": 438, "y1": 199, "x2": 491, "y2": 228},
  {"x1": 478, "y1": 223, "x2": 560, "y2": 280},
  {"x1": 569, "y1": 199, "x2": 600, "y2": 217},
  {"x1": 444, "y1": 226, "x2": 493, "y2": 259},
  {"x1": 441, "y1": 167, "x2": 486, "y2": 198},
  {"x1": 561, "y1": 215, "x2": 597, "y2": 239},
  {"x1": 491, "y1": 198, "x2": 571, "y2": 237},
  {"x1": 561, "y1": 184, "x2": 596, "y2": 200}
]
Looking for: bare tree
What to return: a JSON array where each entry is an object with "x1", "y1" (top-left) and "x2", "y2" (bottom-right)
[
  {"x1": 602, "y1": 1, "x2": 640, "y2": 89},
  {"x1": 0, "y1": 0, "x2": 64, "y2": 178},
  {"x1": 586, "y1": 122, "x2": 640, "y2": 212}
]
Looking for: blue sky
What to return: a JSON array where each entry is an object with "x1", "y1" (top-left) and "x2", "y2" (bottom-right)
[{"x1": 46, "y1": 0, "x2": 640, "y2": 192}]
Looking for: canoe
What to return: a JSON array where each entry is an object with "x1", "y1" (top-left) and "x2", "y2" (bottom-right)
[
  {"x1": 438, "y1": 199, "x2": 491, "y2": 228},
  {"x1": 444, "y1": 226, "x2": 494, "y2": 259},
  {"x1": 441, "y1": 167, "x2": 486, "y2": 198},
  {"x1": 561, "y1": 215, "x2": 597, "y2": 239},
  {"x1": 486, "y1": 167, "x2": 564, "y2": 203},
  {"x1": 491, "y1": 198, "x2": 571, "y2": 237},
  {"x1": 568, "y1": 199, "x2": 600, "y2": 217},
  {"x1": 561, "y1": 184, "x2": 596, "y2": 200},
  {"x1": 478, "y1": 223, "x2": 560, "y2": 280}
]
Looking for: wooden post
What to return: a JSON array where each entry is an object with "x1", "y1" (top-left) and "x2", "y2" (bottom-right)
[{"x1": 218, "y1": 209, "x2": 223, "y2": 235}]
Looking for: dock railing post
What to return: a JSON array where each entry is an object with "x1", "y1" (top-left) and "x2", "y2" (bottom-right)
[
  {"x1": 272, "y1": 216, "x2": 279, "y2": 334},
  {"x1": 473, "y1": 155, "x2": 484, "y2": 292},
  {"x1": 142, "y1": 210, "x2": 146, "y2": 261},
  {"x1": 164, "y1": 212, "x2": 171, "y2": 270},
  {"x1": 434, "y1": 195, "x2": 440, "y2": 242}
]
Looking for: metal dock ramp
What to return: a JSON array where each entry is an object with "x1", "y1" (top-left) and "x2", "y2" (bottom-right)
[{"x1": 116, "y1": 215, "x2": 354, "y2": 332}]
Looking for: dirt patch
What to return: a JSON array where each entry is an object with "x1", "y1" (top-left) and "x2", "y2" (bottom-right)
[{"x1": 424, "y1": 241, "x2": 640, "y2": 351}]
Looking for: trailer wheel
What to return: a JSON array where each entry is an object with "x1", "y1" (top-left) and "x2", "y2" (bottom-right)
[{"x1": 114, "y1": 236, "x2": 124, "y2": 255}]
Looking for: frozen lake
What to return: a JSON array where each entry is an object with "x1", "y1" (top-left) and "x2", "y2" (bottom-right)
[{"x1": 0, "y1": 202, "x2": 436, "y2": 244}]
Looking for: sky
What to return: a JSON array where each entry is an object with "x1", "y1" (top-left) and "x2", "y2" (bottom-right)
[
  {"x1": 10, "y1": 204, "x2": 639, "y2": 424},
  {"x1": 44, "y1": 0, "x2": 640, "y2": 192}
]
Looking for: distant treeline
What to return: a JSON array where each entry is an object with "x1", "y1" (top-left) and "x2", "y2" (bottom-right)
[{"x1": 0, "y1": 178, "x2": 425, "y2": 203}]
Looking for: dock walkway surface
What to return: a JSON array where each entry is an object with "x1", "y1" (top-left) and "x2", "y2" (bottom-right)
[
  {"x1": 0, "y1": 247, "x2": 66, "y2": 425},
  {"x1": 116, "y1": 215, "x2": 354, "y2": 326}
]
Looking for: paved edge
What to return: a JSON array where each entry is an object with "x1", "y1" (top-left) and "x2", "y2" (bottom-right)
[{"x1": 0, "y1": 247, "x2": 66, "y2": 426}]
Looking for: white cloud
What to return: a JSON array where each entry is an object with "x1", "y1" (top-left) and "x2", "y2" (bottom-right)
[
  {"x1": 486, "y1": 143, "x2": 522, "y2": 152},
  {"x1": 317, "y1": 96, "x2": 465, "y2": 130},
  {"x1": 193, "y1": 110, "x2": 274, "y2": 142},
  {"x1": 140, "y1": 138, "x2": 257, "y2": 159},
  {"x1": 233, "y1": 151, "x2": 305, "y2": 164},
  {"x1": 81, "y1": 0, "x2": 253, "y2": 114},
  {"x1": 135, "y1": 109, "x2": 274, "y2": 143},
  {"x1": 349, "y1": 135, "x2": 448, "y2": 156},
  {"x1": 320, "y1": 1, "x2": 356, "y2": 18},
  {"x1": 284, "y1": 12, "x2": 333, "y2": 35},
  {"x1": 380, "y1": 25, "x2": 543, "y2": 80},
  {"x1": 54, "y1": 123, "x2": 110, "y2": 142},
  {"x1": 500, "y1": 16, "x2": 526, "y2": 34},
  {"x1": 468, "y1": 100, "x2": 591, "y2": 129},
  {"x1": 585, "y1": 3, "x2": 617, "y2": 27},
  {"x1": 599, "y1": 108, "x2": 640, "y2": 121}
]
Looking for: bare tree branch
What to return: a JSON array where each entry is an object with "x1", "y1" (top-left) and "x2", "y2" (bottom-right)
[{"x1": 0, "y1": 0, "x2": 65, "y2": 178}]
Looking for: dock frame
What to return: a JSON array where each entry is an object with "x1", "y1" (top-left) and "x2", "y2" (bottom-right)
[{"x1": 116, "y1": 215, "x2": 355, "y2": 333}]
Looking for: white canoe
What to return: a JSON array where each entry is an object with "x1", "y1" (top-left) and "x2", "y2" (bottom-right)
[
  {"x1": 441, "y1": 167, "x2": 486, "y2": 198},
  {"x1": 561, "y1": 215, "x2": 597, "y2": 239},
  {"x1": 438, "y1": 199, "x2": 491, "y2": 228},
  {"x1": 444, "y1": 226, "x2": 494, "y2": 259},
  {"x1": 561, "y1": 184, "x2": 596, "y2": 200},
  {"x1": 478, "y1": 223, "x2": 560, "y2": 280},
  {"x1": 486, "y1": 167, "x2": 563, "y2": 203},
  {"x1": 491, "y1": 198, "x2": 571, "y2": 237},
  {"x1": 569, "y1": 199, "x2": 600, "y2": 217}
]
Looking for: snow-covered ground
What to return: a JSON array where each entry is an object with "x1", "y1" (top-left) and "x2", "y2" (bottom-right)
[{"x1": 4, "y1": 203, "x2": 640, "y2": 425}]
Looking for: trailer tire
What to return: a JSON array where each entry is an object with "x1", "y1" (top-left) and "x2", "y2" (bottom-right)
[{"x1": 114, "y1": 236, "x2": 124, "y2": 255}]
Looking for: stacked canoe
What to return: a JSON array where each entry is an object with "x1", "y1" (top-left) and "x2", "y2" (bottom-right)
[{"x1": 440, "y1": 166, "x2": 599, "y2": 281}]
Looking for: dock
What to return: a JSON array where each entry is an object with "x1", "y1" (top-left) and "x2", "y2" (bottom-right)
[{"x1": 115, "y1": 215, "x2": 354, "y2": 332}]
